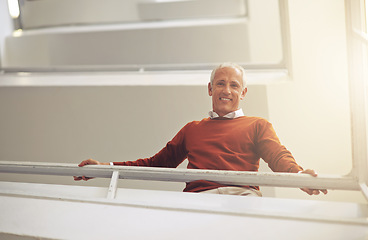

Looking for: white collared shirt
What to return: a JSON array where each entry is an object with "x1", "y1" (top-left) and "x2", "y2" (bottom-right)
[{"x1": 208, "y1": 109, "x2": 244, "y2": 119}]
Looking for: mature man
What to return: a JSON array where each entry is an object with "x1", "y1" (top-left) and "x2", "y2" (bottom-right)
[{"x1": 75, "y1": 63, "x2": 327, "y2": 196}]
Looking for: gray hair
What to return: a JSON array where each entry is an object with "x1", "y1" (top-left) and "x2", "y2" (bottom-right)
[{"x1": 210, "y1": 62, "x2": 247, "y2": 89}]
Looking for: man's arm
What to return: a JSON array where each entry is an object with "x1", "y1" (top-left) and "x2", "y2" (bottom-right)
[
  {"x1": 256, "y1": 120, "x2": 327, "y2": 195},
  {"x1": 74, "y1": 124, "x2": 189, "y2": 181}
]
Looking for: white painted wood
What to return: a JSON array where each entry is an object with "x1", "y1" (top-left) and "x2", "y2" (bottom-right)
[
  {"x1": 345, "y1": 0, "x2": 368, "y2": 190},
  {"x1": 0, "y1": 181, "x2": 367, "y2": 240},
  {"x1": 3, "y1": 19, "x2": 252, "y2": 70},
  {"x1": 20, "y1": 0, "x2": 246, "y2": 29},
  {"x1": 107, "y1": 170, "x2": 119, "y2": 199},
  {"x1": 279, "y1": 0, "x2": 293, "y2": 77},
  {"x1": 3, "y1": 0, "x2": 285, "y2": 71},
  {"x1": 138, "y1": 0, "x2": 246, "y2": 21},
  {"x1": 353, "y1": 29, "x2": 368, "y2": 43},
  {"x1": 1, "y1": 181, "x2": 367, "y2": 223},
  {"x1": 360, "y1": 183, "x2": 368, "y2": 202},
  {"x1": 0, "y1": 161, "x2": 360, "y2": 191},
  {"x1": 0, "y1": 70, "x2": 287, "y2": 87}
]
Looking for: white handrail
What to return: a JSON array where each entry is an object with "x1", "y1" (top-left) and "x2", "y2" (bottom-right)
[{"x1": 0, "y1": 161, "x2": 360, "y2": 191}]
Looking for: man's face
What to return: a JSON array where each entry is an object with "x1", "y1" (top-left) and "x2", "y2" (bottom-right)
[{"x1": 208, "y1": 67, "x2": 247, "y2": 117}]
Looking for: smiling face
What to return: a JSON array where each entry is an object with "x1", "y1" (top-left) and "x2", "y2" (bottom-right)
[{"x1": 208, "y1": 67, "x2": 247, "y2": 117}]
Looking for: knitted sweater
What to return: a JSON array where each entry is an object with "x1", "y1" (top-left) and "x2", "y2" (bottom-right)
[{"x1": 113, "y1": 116, "x2": 303, "y2": 192}]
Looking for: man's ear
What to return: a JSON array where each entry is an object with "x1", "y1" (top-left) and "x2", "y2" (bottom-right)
[
  {"x1": 208, "y1": 82, "x2": 213, "y2": 96},
  {"x1": 240, "y1": 88, "x2": 247, "y2": 100}
]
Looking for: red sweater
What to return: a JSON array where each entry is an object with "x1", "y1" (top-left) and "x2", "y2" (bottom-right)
[{"x1": 114, "y1": 116, "x2": 303, "y2": 192}]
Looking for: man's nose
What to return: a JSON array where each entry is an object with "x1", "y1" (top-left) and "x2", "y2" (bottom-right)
[{"x1": 223, "y1": 85, "x2": 231, "y2": 94}]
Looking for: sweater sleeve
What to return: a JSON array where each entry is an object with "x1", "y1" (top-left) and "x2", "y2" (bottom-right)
[
  {"x1": 113, "y1": 123, "x2": 190, "y2": 168},
  {"x1": 255, "y1": 119, "x2": 303, "y2": 173}
]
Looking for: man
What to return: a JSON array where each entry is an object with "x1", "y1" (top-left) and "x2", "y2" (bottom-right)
[{"x1": 75, "y1": 63, "x2": 327, "y2": 196}]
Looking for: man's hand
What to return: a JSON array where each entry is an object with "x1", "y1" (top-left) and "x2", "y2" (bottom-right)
[
  {"x1": 299, "y1": 169, "x2": 328, "y2": 195},
  {"x1": 73, "y1": 159, "x2": 108, "y2": 181}
]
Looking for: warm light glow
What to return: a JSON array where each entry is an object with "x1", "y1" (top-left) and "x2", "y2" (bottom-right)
[
  {"x1": 8, "y1": 0, "x2": 20, "y2": 19},
  {"x1": 12, "y1": 29, "x2": 23, "y2": 37}
]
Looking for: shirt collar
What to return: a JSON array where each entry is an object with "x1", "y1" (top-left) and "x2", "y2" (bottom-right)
[{"x1": 208, "y1": 109, "x2": 244, "y2": 119}]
